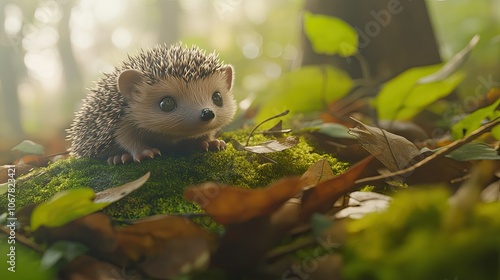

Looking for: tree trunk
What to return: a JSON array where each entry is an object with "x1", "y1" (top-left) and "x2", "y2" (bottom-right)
[
  {"x1": 0, "y1": 1, "x2": 24, "y2": 138},
  {"x1": 58, "y1": 0, "x2": 83, "y2": 117},
  {"x1": 157, "y1": 0, "x2": 181, "y2": 45}
]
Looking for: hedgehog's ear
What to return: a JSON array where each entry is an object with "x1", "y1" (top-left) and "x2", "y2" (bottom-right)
[
  {"x1": 118, "y1": 69, "x2": 144, "y2": 99},
  {"x1": 222, "y1": 65, "x2": 234, "y2": 91}
]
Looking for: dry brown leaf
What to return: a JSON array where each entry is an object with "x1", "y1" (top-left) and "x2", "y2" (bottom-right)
[
  {"x1": 0, "y1": 164, "x2": 33, "y2": 183},
  {"x1": 335, "y1": 191, "x2": 391, "y2": 219},
  {"x1": 261, "y1": 120, "x2": 292, "y2": 136},
  {"x1": 94, "y1": 172, "x2": 150, "y2": 203},
  {"x1": 112, "y1": 215, "x2": 214, "y2": 279},
  {"x1": 184, "y1": 177, "x2": 302, "y2": 224},
  {"x1": 349, "y1": 117, "x2": 421, "y2": 171},
  {"x1": 300, "y1": 156, "x2": 373, "y2": 219},
  {"x1": 212, "y1": 216, "x2": 274, "y2": 270},
  {"x1": 299, "y1": 158, "x2": 336, "y2": 187},
  {"x1": 33, "y1": 213, "x2": 117, "y2": 253},
  {"x1": 59, "y1": 255, "x2": 125, "y2": 280},
  {"x1": 243, "y1": 136, "x2": 299, "y2": 154},
  {"x1": 355, "y1": 118, "x2": 499, "y2": 186},
  {"x1": 269, "y1": 159, "x2": 337, "y2": 232}
]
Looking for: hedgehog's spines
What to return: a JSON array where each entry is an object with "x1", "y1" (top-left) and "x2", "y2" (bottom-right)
[{"x1": 68, "y1": 43, "x2": 230, "y2": 158}]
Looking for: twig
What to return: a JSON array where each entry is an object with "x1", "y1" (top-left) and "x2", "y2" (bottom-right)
[
  {"x1": 0, "y1": 226, "x2": 45, "y2": 254},
  {"x1": 245, "y1": 110, "x2": 290, "y2": 146},
  {"x1": 355, "y1": 117, "x2": 500, "y2": 185}
]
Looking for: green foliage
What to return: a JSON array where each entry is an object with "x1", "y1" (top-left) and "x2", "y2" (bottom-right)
[
  {"x1": 255, "y1": 66, "x2": 352, "y2": 122},
  {"x1": 0, "y1": 240, "x2": 57, "y2": 279},
  {"x1": 451, "y1": 98, "x2": 500, "y2": 140},
  {"x1": 0, "y1": 183, "x2": 7, "y2": 195},
  {"x1": 343, "y1": 187, "x2": 500, "y2": 280},
  {"x1": 11, "y1": 140, "x2": 45, "y2": 155},
  {"x1": 444, "y1": 141, "x2": 500, "y2": 161},
  {"x1": 31, "y1": 189, "x2": 110, "y2": 231},
  {"x1": 376, "y1": 64, "x2": 464, "y2": 120},
  {"x1": 253, "y1": 12, "x2": 358, "y2": 123},
  {"x1": 303, "y1": 12, "x2": 358, "y2": 57},
  {"x1": 40, "y1": 241, "x2": 88, "y2": 269},
  {"x1": 300, "y1": 122, "x2": 355, "y2": 139}
]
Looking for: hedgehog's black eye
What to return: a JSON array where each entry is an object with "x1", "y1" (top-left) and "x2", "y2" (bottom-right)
[
  {"x1": 159, "y1": 97, "x2": 176, "y2": 112},
  {"x1": 212, "y1": 92, "x2": 223, "y2": 107}
]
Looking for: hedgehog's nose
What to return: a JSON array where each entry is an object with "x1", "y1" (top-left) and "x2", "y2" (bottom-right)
[{"x1": 201, "y1": 108, "x2": 215, "y2": 121}]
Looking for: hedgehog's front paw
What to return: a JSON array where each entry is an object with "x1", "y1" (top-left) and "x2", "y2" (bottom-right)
[
  {"x1": 201, "y1": 139, "x2": 226, "y2": 152},
  {"x1": 107, "y1": 148, "x2": 161, "y2": 165}
]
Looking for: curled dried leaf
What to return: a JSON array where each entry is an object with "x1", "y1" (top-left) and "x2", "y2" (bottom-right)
[{"x1": 185, "y1": 177, "x2": 302, "y2": 224}]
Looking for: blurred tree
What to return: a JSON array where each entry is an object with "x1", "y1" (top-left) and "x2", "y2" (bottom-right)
[
  {"x1": 157, "y1": 0, "x2": 181, "y2": 45},
  {"x1": 0, "y1": 0, "x2": 24, "y2": 138},
  {"x1": 58, "y1": 0, "x2": 83, "y2": 116}
]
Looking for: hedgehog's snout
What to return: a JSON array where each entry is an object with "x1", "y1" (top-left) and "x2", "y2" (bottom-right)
[{"x1": 200, "y1": 108, "x2": 215, "y2": 121}]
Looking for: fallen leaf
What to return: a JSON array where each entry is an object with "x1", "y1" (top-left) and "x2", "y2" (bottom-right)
[
  {"x1": 185, "y1": 177, "x2": 302, "y2": 224},
  {"x1": 300, "y1": 156, "x2": 373, "y2": 219},
  {"x1": 112, "y1": 215, "x2": 214, "y2": 279},
  {"x1": 31, "y1": 189, "x2": 110, "y2": 231},
  {"x1": 299, "y1": 158, "x2": 336, "y2": 187},
  {"x1": 261, "y1": 120, "x2": 292, "y2": 136},
  {"x1": 481, "y1": 180, "x2": 500, "y2": 202},
  {"x1": 0, "y1": 164, "x2": 33, "y2": 182},
  {"x1": 270, "y1": 158, "x2": 374, "y2": 234},
  {"x1": 59, "y1": 255, "x2": 124, "y2": 280},
  {"x1": 355, "y1": 119, "x2": 499, "y2": 186},
  {"x1": 94, "y1": 172, "x2": 150, "y2": 203},
  {"x1": 212, "y1": 216, "x2": 274, "y2": 270},
  {"x1": 243, "y1": 136, "x2": 299, "y2": 154},
  {"x1": 335, "y1": 191, "x2": 391, "y2": 219},
  {"x1": 33, "y1": 213, "x2": 117, "y2": 253},
  {"x1": 269, "y1": 160, "x2": 339, "y2": 238},
  {"x1": 349, "y1": 117, "x2": 421, "y2": 171}
]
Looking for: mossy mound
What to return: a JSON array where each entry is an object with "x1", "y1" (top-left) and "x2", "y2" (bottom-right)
[{"x1": 6, "y1": 132, "x2": 348, "y2": 219}]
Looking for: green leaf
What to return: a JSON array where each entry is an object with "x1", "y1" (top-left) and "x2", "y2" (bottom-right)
[
  {"x1": 303, "y1": 12, "x2": 358, "y2": 57},
  {"x1": 31, "y1": 188, "x2": 109, "y2": 231},
  {"x1": 492, "y1": 124, "x2": 500, "y2": 140},
  {"x1": 376, "y1": 63, "x2": 464, "y2": 120},
  {"x1": 0, "y1": 237, "x2": 57, "y2": 279},
  {"x1": 451, "y1": 98, "x2": 500, "y2": 139},
  {"x1": 40, "y1": 241, "x2": 88, "y2": 269},
  {"x1": 0, "y1": 183, "x2": 8, "y2": 195},
  {"x1": 94, "y1": 172, "x2": 150, "y2": 203},
  {"x1": 11, "y1": 140, "x2": 45, "y2": 155},
  {"x1": 301, "y1": 122, "x2": 356, "y2": 139},
  {"x1": 444, "y1": 142, "x2": 500, "y2": 161},
  {"x1": 254, "y1": 66, "x2": 352, "y2": 123}
]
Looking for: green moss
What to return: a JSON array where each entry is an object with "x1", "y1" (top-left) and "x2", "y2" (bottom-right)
[
  {"x1": 3, "y1": 131, "x2": 347, "y2": 219},
  {"x1": 343, "y1": 187, "x2": 500, "y2": 280}
]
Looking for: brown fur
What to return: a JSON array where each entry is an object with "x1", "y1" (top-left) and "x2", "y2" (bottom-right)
[{"x1": 116, "y1": 67, "x2": 236, "y2": 156}]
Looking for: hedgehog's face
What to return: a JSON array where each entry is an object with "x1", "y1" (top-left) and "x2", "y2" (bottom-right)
[{"x1": 117, "y1": 67, "x2": 236, "y2": 140}]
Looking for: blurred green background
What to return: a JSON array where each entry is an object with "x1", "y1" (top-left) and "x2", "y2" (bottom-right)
[{"x1": 0, "y1": 0, "x2": 498, "y2": 157}]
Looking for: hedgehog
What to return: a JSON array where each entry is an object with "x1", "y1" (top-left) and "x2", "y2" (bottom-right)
[{"x1": 67, "y1": 43, "x2": 237, "y2": 165}]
